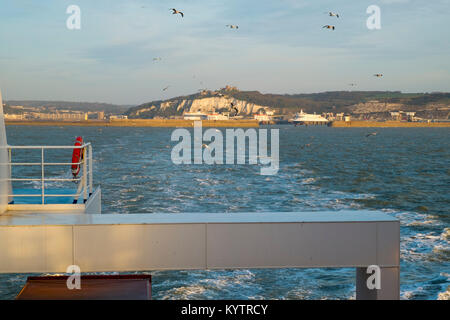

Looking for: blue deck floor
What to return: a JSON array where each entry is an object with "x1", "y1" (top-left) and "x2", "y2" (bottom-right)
[{"x1": 10, "y1": 189, "x2": 78, "y2": 205}]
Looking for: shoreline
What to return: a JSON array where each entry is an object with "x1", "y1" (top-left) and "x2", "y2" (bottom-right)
[
  {"x1": 5, "y1": 119, "x2": 450, "y2": 128},
  {"x1": 5, "y1": 119, "x2": 260, "y2": 128},
  {"x1": 330, "y1": 121, "x2": 450, "y2": 128}
]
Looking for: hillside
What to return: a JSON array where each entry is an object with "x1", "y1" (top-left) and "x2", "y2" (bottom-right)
[
  {"x1": 5, "y1": 100, "x2": 130, "y2": 114},
  {"x1": 125, "y1": 88, "x2": 450, "y2": 119}
]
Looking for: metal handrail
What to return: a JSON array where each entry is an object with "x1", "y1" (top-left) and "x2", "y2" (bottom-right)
[
  {"x1": 10, "y1": 194, "x2": 81, "y2": 197},
  {"x1": 7, "y1": 143, "x2": 93, "y2": 204},
  {"x1": 8, "y1": 143, "x2": 91, "y2": 149},
  {"x1": 9, "y1": 162, "x2": 84, "y2": 166},
  {"x1": 9, "y1": 178, "x2": 82, "y2": 182}
]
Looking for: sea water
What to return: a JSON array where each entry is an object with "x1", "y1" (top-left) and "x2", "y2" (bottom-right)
[{"x1": 0, "y1": 125, "x2": 448, "y2": 300}]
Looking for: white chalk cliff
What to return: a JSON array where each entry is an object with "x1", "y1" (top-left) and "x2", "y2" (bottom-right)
[{"x1": 130, "y1": 95, "x2": 271, "y2": 118}]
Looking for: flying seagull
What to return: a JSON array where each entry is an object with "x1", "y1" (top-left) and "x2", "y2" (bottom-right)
[
  {"x1": 366, "y1": 132, "x2": 378, "y2": 137},
  {"x1": 327, "y1": 12, "x2": 339, "y2": 18},
  {"x1": 226, "y1": 25, "x2": 239, "y2": 29},
  {"x1": 323, "y1": 25, "x2": 335, "y2": 30},
  {"x1": 374, "y1": 74, "x2": 383, "y2": 77},
  {"x1": 349, "y1": 83, "x2": 357, "y2": 86},
  {"x1": 300, "y1": 143, "x2": 312, "y2": 149},
  {"x1": 153, "y1": 57, "x2": 162, "y2": 62},
  {"x1": 162, "y1": 86, "x2": 170, "y2": 91},
  {"x1": 230, "y1": 102, "x2": 239, "y2": 116},
  {"x1": 170, "y1": 8, "x2": 184, "y2": 17}
]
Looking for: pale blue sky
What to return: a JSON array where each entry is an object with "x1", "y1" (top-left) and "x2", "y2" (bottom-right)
[{"x1": 0, "y1": 0, "x2": 449, "y2": 104}]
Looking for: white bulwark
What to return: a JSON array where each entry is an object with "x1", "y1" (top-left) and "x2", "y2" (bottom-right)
[
  {"x1": 0, "y1": 90, "x2": 12, "y2": 213},
  {"x1": 0, "y1": 211, "x2": 400, "y2": 300},
  {"x1": 0, "y1": 89, "x2": 400, "y2": 300}
]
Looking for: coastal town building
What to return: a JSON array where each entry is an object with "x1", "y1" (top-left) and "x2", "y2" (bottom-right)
[
  {"x1": 183, "y1": 111, "x2": 207, "y2": 120},
  {"x1": 253, "y1": 113, "x2": 272, "y2": 123},
  {"x1": 5, "y1": 111, "x2": 87, "y2": 121},
  {"x1": 4, "y1": 114, "x2": 24, "y2": 120},
  {"x1": 207, "y1": 112, "x2": 229, "y2": 120},
  {"x1": 110, "y1": 115, "x2": 128, "y2": 120},
  {"x1": 390, "y1": 111, "x2": 416, "y2": 121}
]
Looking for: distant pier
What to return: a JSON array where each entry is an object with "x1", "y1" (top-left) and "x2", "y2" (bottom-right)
[{"x1": 292, "y1": 121, "x2": 330, "y2": 126}]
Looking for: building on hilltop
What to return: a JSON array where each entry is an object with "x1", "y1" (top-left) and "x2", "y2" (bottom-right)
[{"x1": 222, "y1": 85, "x2": 238, "y2": 92}]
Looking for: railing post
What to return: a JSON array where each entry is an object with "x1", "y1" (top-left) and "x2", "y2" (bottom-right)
[
  {"x1": 88, "y1": 144, "x2": 93, "y2": 196},
  {"x1": 41, "y1": 148, "x2": 45, "y2": 204},
  {"x1": 8, "y1": 147, "x2": 13, "y2": 204},
  {"x1": 83, "y1": 147, "x2": 87, "y2": 203}
]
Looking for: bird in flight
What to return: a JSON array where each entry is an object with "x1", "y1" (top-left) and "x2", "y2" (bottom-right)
[
  {"x1": 226, "y1": 25, "x2": 239, "y2": 29},
  {"x1": 300, "y1": 143, "x2": 312, "y2": 149},
  {"x1": 327, "y1": 12, "x2": 340, "y2": 18},
  {"x1": 374, "y1": 74, "x2": 383, "y2": 77},
  {"x1": 366, "y1": 132, "x2": 378, "y2": 137},
  {"x1": 349, "y1": 83, "x2": 357, "y2": 86},
  {"x1": 230, "y1": 102, "x2": 239, "y2": 116},
  {"x1": 323, "y1": 25, "x2": 335, "y2": 30},
  {"x1": 153, "y1": 57, "x2": 162, "y2": 62},
  {"x1": 162, "y1": 86, "x2": 170, "y2": 91},
  {"x1": 170, "y1": 8, "x2": 184, "y2": 17}
]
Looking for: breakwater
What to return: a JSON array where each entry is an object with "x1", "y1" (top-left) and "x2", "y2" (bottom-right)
[{"x1": 330, "y1": 121, "x2": 450, "y2": 128}]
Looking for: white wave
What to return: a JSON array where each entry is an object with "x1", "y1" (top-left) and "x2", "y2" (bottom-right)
[
  {"x1": 437, "y1": 287, "x2": 450, "y2": 300},
  {"x1": 161, "y1": 285, "x2": 206, "y2": 300},
  {"x1": 442, "y1": 228, "x2": 450, "y2": 241}
]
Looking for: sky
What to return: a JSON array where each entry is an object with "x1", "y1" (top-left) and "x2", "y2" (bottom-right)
[{"x1": 0, "y1": 0, "x2": 449, "y2": 105}]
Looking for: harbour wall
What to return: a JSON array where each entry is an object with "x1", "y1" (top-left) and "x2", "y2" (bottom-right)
[{"x1": 330, "y1": 121, "x2": 450, "y2": 128}]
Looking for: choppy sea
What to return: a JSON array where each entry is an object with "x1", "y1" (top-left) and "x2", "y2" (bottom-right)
[{"x1": 1, "y1": 125, "x2": 449, "y2": 300}]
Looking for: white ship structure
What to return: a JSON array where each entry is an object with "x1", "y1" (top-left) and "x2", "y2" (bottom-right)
[{"x1": 289, "y1": 110, "x2": 329, "y2": 125}]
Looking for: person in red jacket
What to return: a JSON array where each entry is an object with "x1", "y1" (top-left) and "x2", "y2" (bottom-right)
[{"x1": 71, "y1": 136, "x2": 85, "y2": 204}]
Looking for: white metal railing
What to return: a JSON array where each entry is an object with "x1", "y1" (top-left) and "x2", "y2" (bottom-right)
[{"x1": 7, "y1": 143, "x2": 93, "y2": 205}]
